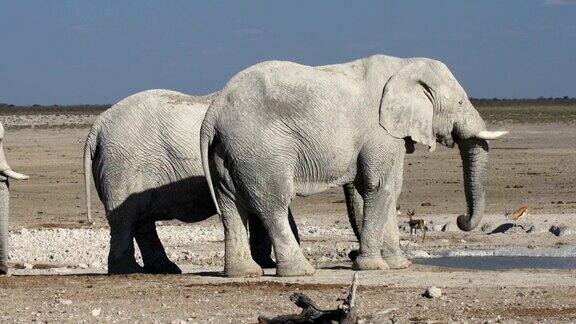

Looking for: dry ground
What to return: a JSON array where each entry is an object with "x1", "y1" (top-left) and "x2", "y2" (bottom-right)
[{"x1": 0, "y1": 105, "x2": 575, "y2": 322}]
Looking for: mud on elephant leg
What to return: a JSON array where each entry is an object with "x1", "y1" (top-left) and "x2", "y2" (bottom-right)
[
  {"x1": 107, "y1": 212, "x2": 144, "y2": 275},
  {"x1": 134, "y1": 218, "x2": 181, "y2": 274},
  {"x1": 220, "y1": 194, "x2": 263, "y2": 278}
]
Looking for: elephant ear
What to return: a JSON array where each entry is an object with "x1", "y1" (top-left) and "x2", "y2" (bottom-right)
[{"x1": 379, "y1": 60, "x2": 436, "y2": 152}]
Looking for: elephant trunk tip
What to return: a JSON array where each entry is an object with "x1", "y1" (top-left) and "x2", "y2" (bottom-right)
[{"x1": 456, "y1": 214, "x2": 476, "y2": 231}]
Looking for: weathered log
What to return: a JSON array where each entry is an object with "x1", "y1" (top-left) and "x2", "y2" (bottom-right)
[{"x1": 258, "y1": 273, "x2": 359, "y2": 324}]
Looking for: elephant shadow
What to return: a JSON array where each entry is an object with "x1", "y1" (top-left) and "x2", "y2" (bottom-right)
[{"x1": 107, "y1": 175, "x2": 217, "y2": 224}]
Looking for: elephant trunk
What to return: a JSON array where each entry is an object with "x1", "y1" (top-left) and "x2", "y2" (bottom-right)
[
  {"x1": 0, "y1": 124, "x2": 29, "y2": 274},
  {"x1": 0, "y1": 181, "x2": 9, "y2": 275},
  {"x1": 456, "y1": 137, "x2": 489, "y2": 231}
]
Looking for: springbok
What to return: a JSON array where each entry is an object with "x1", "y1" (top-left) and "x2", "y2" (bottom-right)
[
  {"x1": 407, "y1": 209, "x2": 426, "y2": 242},
  {"x1": 505, "y1": 206, "x2": 530, "y2": 227}
]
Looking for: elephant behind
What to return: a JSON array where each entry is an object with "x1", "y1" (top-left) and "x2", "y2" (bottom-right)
[
  {"x1": 0, "y1": 122, "x2": 30, "y2": 275},
  {"x1": 84, "y1": 89, "x2": 294, "y2": 274}
]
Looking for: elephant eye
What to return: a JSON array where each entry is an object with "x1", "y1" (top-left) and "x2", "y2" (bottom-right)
[{"x1": 458, "y1": 100, "x2": 463, "y2": 105}]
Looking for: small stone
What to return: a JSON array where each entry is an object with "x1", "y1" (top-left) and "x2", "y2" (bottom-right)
[
  {"x1": 23, "y1": 263, "x2": 33, "y2": 269},
  {"x1": 441, "y1": 222, "x2": 456, "y2": 232},
  {"x1": 423, "y1": 286, "x2": 442, "y2": 298},
  {"x1": 77, "y1": 263, "x2": 89, "y2": 269},
  {"x1": 57, "y1": 299, "x2": 72, "y2": 306},
  {"x1": 525, "y1": 223, "x2": 539, "y2": 233},
  {"x1": 421, "y1": 202, "x2": 432, "y2": 207},
  {"x1": 91, "y1": 308, "x2": 101, "y2": 317},
  {"x1": 549, "y1": 225, "x2": 572, "y2": 237}
]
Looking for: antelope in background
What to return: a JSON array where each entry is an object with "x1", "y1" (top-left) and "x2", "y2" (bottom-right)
[
  {"x1": 505, "y1": 206, "x2": 530, "y2": 227},
  {"x1": 407, "y1": 209, "x2": 426, "y2": 242}
]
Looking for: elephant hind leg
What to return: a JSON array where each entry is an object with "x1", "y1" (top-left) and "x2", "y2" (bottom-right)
[
  {"x1": 107, "y1": 210, "x2": 144, "y2": 275},
  {"x1": 135, "y1": 219, "x2": 181, "y2": 274},
  {"x1": 255, "y1": 206, "x2": 314, "y2": 277},
  {"x1": 249, "y1": 214, "x2": 275, "y2": 268},
  {"x1": 219, "y1": 194, "x2": 263, "y2": 278},
  {"x1": 250, "y1": 207, "x2": 300, "y2": 268}
]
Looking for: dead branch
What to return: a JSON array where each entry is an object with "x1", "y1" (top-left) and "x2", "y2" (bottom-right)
[{"x1": 258, "y1": 273, "x2": 359, "y2": 324}]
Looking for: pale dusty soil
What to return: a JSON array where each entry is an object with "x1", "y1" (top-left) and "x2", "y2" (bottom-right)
[{"x1": 0, "y1": 110, "x2": 575, "y2": 322}]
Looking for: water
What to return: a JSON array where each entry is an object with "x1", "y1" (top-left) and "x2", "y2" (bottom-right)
[{"x1": 413, "y1": 256, "x2": 576, "y2": 270}]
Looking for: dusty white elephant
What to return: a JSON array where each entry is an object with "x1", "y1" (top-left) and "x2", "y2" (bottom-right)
[
  {"x1": 200, "y1": 55, "x2": 507, "y2": 277},
  {"x1": 84, "y1": 89, "x2": 300, "y2": 274},
  {"x1": 0, "y1": 122, "x2": 30, "y2": 275}
]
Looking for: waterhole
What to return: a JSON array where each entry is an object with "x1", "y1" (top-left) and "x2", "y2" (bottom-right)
[{"x1": 413, "y1": 256, "x2": 576, "y2": 270}]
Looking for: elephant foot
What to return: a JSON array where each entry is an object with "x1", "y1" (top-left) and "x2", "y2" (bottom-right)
[
  {"x1": 348, "y1": 249, "x2": 360, "y2": 262},
  {"x1": 276, "y1": 257, "x2": 315, "y2": 277},
  {"x1": 0, "y1": 263, "x2": 8, "y2": 275},
  {"x1": 253, "y1": 256, "x2": 277, "y2": 269},
  {"x1": 144, "y1": 260, "x2": 182, "y2": 275},
  {"x1": 225, "y1": 259, "x2": 263, "y2": 278},
  {"x1": 353, "y1": 254, "x2": 389, "y2": 271},
  {"x1": 384, "y1": 254, "x2": 412, "y2": 269},
  {"x1": 108, "y1": 261, "x2": 145, "y2": 275}
]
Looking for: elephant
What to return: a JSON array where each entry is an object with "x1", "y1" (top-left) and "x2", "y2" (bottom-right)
[
  {"x1": 200, "y1": 55, "x2": 508, "y2": 277},
  {"x1": 84, "y1": 89, "x2": 300, "y2": 274},
  {"x1": 0, "y1": 122, "x2": 30, "y2": 275}
]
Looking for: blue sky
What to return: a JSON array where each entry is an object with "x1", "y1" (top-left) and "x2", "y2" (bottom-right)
[{"x1": 1, "y1": 0, "x2": 575, "y2": 104}]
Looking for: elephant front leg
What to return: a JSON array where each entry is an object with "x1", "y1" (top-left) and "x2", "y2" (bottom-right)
[
  {"x1": 381, "y1": 204, "x2": 411, "y2": 269},
  {"x1": 343, "y1": 183, "x2": 363, "y2": 242},
  {"x1": 381, "y1": 165, "x2": 411, "y2": 269},
  {"x1": 135, "y1": 219, "x2": 181, "y2": 274},
  {"x1": 352, "y1": 185, "x2": 392, "y2": 271}
]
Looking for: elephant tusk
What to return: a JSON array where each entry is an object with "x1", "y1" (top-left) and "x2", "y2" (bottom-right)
[
  {"x1": 1, "y1": 169, "x2": 30, "y2": 180},
  {"x1": 475, "y1": 130, "x2": 509, "y2": 140}
]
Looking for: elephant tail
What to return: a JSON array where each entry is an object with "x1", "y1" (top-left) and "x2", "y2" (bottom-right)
[
  {"x1": 83, "y1": 125, "x2": 99, "y2": 224},
  {"x1": 199, "y1": 110, "x2": 221, "y2": 215}
]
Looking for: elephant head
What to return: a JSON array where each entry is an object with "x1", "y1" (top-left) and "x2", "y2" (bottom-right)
[
  {"x1": 379, "y1": 59, "x2": 507, "y2": 231},
  {"x1": 0, "y1": 122, "x2": 29, "y2": 275}
]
